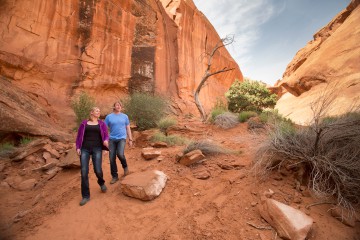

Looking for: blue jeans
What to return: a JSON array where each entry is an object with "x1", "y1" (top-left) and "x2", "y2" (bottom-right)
[
  {"x1": 109, "y1": 139, "x2": 128, "y2": 178},
  {"x1": 80, "y1": 147, "x2": 105, "y2": 198}
]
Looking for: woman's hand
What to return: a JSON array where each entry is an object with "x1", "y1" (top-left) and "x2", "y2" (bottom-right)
[
  {"x1": 76, "y1": 149, "x2": 81, "y2": 156},
  {"x1": 103, "y1": 140, "x2": 109, "y2": 148}
]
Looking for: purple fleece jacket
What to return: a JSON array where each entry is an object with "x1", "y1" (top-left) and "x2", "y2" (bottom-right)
[{"x1": 75, "y1": 120, "x2": 109, "y2": 151}]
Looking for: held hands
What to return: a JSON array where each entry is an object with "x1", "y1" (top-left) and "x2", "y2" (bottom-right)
[
  {"x1": 103, "y1": 140, "x2": 109, "y2": 149},
  {"x1": 76, "y1": 149, "x2": 81, "y2": 156}
]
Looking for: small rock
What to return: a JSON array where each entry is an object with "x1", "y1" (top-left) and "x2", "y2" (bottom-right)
[{"x1": 251, "y1": 201, "x2": 257, "y2": 207}]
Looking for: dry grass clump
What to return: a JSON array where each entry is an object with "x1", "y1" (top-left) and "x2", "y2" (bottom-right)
[
  {"x1": 150, "y1": 132, "x2": 189, "y2": 146},
  {"x1": 183, "y1": 139, "x2": 233, "y2": 155},
  {"x1": 253, "y1": 112, "x2": 360, "y2": 212},
  {"x1": 214, "y1": 112, "x2": 238, "y2": 129},
  {"x1": 253, "y1": 85, "x2": 360, "y2": 213}
]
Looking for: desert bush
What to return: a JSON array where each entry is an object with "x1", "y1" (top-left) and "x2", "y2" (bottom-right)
[
  {"x1": 150, "y1": 132, "x2": 188, "y2": 146},
  {"x1": 239, "y1": 111, "x2": 258, "y2": 122},
  {"x1": 214, "y1": 112, "x2": 238, "y2": 129},
  {"x1": 254, "y1": 101, "x2": 360, "y2": 212},
  {"x1": 226, "y1": 78, "x2": 277, "y2": 113},
  {"x1": 71, "y1": 91, "x2": 96, "y2": 125},
  {"x1": 157, "y1": 117, "x2": 177, "y2": 134},
  {"x1": 210, "y1": 99, "x2": 228, "y2": 122},
  {"x1": 183, "y1": 140, "x2": 233, "y2": 155},
  {"x1": 20, "y1": 136, "x2": 33, "y2": 145},
  {"x1": 259, "y1": 109, "x2": 295, "y2": 134},
  {"x1": 123, "y1": 93, "x2": 167, "y2": 131},
  {"x1": 0, "y1": 142, "x2": 14, "y2": 153}
]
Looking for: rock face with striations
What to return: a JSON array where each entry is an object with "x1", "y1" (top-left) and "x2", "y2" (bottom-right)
[
  {"x1": 0, "y1": 0, "x2": 242, "y2": 139},
  {"x1": 274, "y1": 0, "x2": 360, "y2": 124}
]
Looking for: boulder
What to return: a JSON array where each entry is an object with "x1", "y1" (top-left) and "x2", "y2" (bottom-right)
[
  {"x1": 141, "y1": 147, "x2": 161, "y2": 160},
  {"x1": 258, "y1": 197, "x2": 313, "y2": 240},
  {"x1": 120, "y1": 170, "x2": 168, "y2": 201},
  {"x1": 179, "y1": 149, "x2": 205, "y2": 166}
]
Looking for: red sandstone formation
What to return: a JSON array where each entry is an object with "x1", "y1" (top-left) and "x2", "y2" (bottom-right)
[
  {"x1": 0, "y1": 0, "x2": 242, "y2": 140},
  {"x1": 274, "y1": 0, "x2": 360, "y2": 124}
]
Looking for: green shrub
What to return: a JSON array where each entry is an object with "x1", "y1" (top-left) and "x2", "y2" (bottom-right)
[
  {"x1": 124, "y1": 93, "x2": 167, "y2": 130},
  {"x1": 71, "y1": 91, "x2": 96, "y2": 125},
  {"x1": 150, "y1": 132, "x2": 188, "y2": 146},
  {"x1": 239, "y1": 111, "x2": 258, "y2": 122},
  {"x1": 214, "y1": 112, "x2": 238, "y2": 129},
  {"x1": 20, "y1": 136, "x2": 33, "y2": 145},
  {"x1": 259, "y1": 109, "x2": 295, "y2": 134},
  {"x1": 157, "y1": 117, "x2": 177, "y2": 134},
  {"x1": 0, "y1": 142, "x2": 14, "y2": 156},
  {"x1": 210, "y1": 99, "x2": 228, "y2": 122},
  {"x1": 226, "y1": 79, "x2": 277, "y2": 113}
]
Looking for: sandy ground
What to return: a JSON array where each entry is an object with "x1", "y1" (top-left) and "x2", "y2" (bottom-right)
[{"x1": 0, "y1": 121, "x2": 359, "y2": 240}]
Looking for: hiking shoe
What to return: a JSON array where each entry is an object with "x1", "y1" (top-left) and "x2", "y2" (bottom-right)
[
  {"x1": 110, "y1": 177, "x2": 119, "y2": 184},
  {"x1": 124, "y1": 167, "x2": 129, "y2": 176},
  {"x1": 100, "y1": 184, "x2": 107, "y2": 193},
  {"x1": 79, "y1": 198, "x2": 90, "y2": 206}
]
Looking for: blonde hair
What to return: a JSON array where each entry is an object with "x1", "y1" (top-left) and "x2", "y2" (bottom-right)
[{"x1": 89, "y1": 107, "x2": 100, "y2": 120}]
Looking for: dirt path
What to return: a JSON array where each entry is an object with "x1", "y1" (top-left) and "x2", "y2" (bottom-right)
[{"x1": 1, "y1": 123, "x2": 359, "y2": 240}]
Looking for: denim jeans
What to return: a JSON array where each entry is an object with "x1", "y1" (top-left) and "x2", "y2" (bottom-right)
[
  {"x1": 109, "y1": 139, "x2": 128, "y2": 179},
  {"x1": 80, "y1": 147, "x2": 105, "y2": 198}
]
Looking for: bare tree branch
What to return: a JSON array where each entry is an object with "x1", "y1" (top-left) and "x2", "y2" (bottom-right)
[{"x1": 195, "y1": 35, "x2": 236, "y2": 121}]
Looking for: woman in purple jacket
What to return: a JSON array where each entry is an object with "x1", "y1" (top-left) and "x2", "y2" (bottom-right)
[{"x1": 75, "y1": 107, "x2": 109, "y2": 206}]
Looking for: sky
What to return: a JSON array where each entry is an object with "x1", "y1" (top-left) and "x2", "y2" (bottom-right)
[{"x1": 193, "y1": 0, "x2": 351, "y2": 85}]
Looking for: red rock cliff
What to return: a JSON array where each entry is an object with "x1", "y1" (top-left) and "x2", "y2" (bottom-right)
[
  {"x1": 274, "y1": 0, "x2": 360, "y2": 124},
  {"x1": 0, "y1": 0, "x2": 242, "y2": 140}
]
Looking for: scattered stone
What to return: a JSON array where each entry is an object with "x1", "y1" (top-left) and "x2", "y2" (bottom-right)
[
  {"x1": 24, "y1": 154, "x2": 36, "y2": 163},
  {"x1": 42, "y1": 151, "x2": 51, "y2": 160},
  {"x1": 33, "y1": 192, "x2": 43, "y2": 206},
  {"x1": 217, "y1": 163, "x2": 234, "y2": 170},
  {"x1": 120, "y1": 170, "x2": 168, "y2": 201},
  {"x1": 264, "y1": 189, "x2": 275, "y2": 198},
  {"x1": 10, "y1": 139, "x2": 48, "y2": 161},
  {"x1": 17, "y1": 179, "x2": 37, "y2": 191},
  {"x1": 0, "y1": 181, "x2": 10, "y2": 188},
  {"x1": 43, "y1": 144, "x2": 60, "y2": 159},
  {"x1": 175, "y1": 152, "x2": 184, "y2": 162},
  {"x1": 251, "y1": 201, "x2": 257, "y2": 207},
  {"x1": 179, "y1": 150, "x2": 205, "y2": 166},
  {"x1": 192, "y1": 169, "x2": 211, "y2": 180},
  {"x1": 150, "y1": 142, "x2": 168, "y2": 148},
  {"x1": 258, "y1": 197, "x2": 313, "y2": 240},
  {"x1": 141, "y1": 147, "x2": 161, "y2": 160},
  {"x1": 156, "y1": 156, "x2": 165, "y2": 162},
  {"x1": 13, "y1": 210, "x2": 30, "y2": 223},
  {"x1": 57, "y1": 148, "x2": 81, "y2": 169},
  {"x1": 32, "y1": 162, "x2": 56, "y2": 171}
]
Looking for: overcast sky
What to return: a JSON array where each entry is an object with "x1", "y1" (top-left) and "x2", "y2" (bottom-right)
[{"x1": 193, "y1": 0, "x2": 350, "y2": 85}]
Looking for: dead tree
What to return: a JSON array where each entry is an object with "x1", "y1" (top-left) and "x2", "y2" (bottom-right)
[{"x1": 195, "y1": 35, "x2": 235, "y2": 121}]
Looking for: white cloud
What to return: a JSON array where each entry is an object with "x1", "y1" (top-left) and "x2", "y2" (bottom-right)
[{"x1": 193, "y1": 0, "x2": 285, "y2": 83}]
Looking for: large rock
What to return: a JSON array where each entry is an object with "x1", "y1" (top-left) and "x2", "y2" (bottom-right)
[
  {"x1": 0, "y1": 0, "x2": 242, "y2": 138},
  {"x1": 120, "y1": 170, "x2": 168, "y2": 201},
  {"x1": 274, "y1": 0, "x2": 360, "y2": 125},
  {"x1": 258, "y1": 198, "x2": 313, "y2": 240}
]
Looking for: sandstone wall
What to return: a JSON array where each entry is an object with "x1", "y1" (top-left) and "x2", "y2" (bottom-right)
[
  {"x1": 0, "y1": 0, "x2": 242, "y2": 140},
  {"x1": 274, "y1": 0, "x2": 360, "y2": 124}
]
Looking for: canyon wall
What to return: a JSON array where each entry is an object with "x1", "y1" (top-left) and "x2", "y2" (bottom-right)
[
  {"x1": 274, "y1": 0, "x2": 360, "y2": 124},
  {"x1": 0, "y1": 0, "x2": 242, "y2": 140}
]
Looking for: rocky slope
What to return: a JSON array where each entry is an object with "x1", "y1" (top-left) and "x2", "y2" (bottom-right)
[
  {"x1": 0, "y1": 0, "x2": 242, "y2": 140},
  {"x1": 274, "y1": 0, "x2": 360, "y2": 124}
]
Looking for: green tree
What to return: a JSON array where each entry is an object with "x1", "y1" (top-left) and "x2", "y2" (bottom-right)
[
  {"x1": 226, "y1": 79, "x2": 277, "y2": 112},
  {"x1": 71, "y1": 91, "x2": 96, "y2": 125}
]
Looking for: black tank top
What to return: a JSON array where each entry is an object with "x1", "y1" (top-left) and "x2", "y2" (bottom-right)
[{"x1": 82, "y1": 124, "x2": 102, "y2": 150}]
